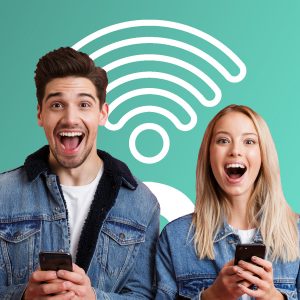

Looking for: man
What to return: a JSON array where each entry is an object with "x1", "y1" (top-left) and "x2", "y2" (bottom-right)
[{"x1": 0, "y1": 47, "x2": 160, "y2": 299}]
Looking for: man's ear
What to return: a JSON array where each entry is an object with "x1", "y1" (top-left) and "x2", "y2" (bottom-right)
[
  {"x1": 37, "y1": 104, "x2": 43, "y2": 127},
  {"x1": 99, "y1": 103, "x2": 109, "y2": 126}
]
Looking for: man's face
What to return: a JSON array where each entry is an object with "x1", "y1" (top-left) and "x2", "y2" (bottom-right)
[{"x1": 38, "y1": 76, "x2": 108, "y2": 169}]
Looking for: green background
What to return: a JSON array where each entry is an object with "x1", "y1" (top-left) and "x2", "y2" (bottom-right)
[{"x1": 1, "y1": 1, "x2": 299, "y2": 218}]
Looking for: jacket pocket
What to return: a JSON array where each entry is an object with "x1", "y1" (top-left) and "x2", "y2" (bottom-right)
[
  {"x1": 274, "y1": 279, "x2": 298, "y2": 299},
  {"x1": 178, "y1": 276, "x2": 215, "y2": 299},
  {"x1": 0, "y1": 219, "x2": 41, "y2": 285},
  {"x1": 99, "y1": 218, "x2": 146, "y2": 280}
]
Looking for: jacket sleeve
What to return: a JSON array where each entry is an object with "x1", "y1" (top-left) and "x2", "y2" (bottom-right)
[
  {"x1": 154, "y1": 226, "x2": 200, "y2": 300},
  {"x1": 297, "y1": 264, "x2": 300, "y2": 300},
  {"x1": 154, "y1": 226, "x2": 178, "y2": 299},
  {"x1": 276, "y1": 279, "x2": 299, "y2": 300},
  {"x1": 0, "y1": 285, "x2": 26, "y2": 299},
  {"x1": 93, "y1": 202, "x2": 160, "y2": 299}
]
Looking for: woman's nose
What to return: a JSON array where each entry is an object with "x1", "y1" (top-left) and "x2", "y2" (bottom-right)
[{"x1": 229, "y1": 142, "x2": 242, "y2": 157}]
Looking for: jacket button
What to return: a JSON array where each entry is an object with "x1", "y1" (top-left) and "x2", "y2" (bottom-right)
[{"x1": 119, "y1": 233, "x2": 125, "y2": 240}]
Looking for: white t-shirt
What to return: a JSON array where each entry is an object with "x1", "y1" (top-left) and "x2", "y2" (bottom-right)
[
  {"x1": 61, "y1": 167, "x2": 103, "y2": 260},
  {"x1": 235, "y1": 227, "x2": 256, "y2": 300}
]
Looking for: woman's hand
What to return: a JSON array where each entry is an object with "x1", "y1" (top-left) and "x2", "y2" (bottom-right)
[
  {"x1": 202, "y1": 259, "x2": 252, "y2": 300},
  {"x1": 236, "y1": 256, "x2": 284, "y2": 300}
]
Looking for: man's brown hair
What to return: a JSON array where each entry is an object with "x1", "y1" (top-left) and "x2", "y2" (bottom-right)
[{"x1": 34, "y1": 47, "x2": 108, "y2": 107}]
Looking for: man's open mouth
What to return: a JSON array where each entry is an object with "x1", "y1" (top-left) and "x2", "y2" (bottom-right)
[
  {"x1": 58, "y1": 131, "x2": 85, "y2": 151},
  {"x1": 225, "y1": 163, "x2": 247, "y2": 179}
]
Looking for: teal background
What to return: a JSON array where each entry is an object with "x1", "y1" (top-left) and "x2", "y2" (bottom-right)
[{"x1": 1, "y1": 1, "x2": 299, "y2": 218}]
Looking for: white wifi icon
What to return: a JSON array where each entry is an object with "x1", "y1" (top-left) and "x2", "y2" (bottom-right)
[{"x1": 73, "y1": 20, "x2": 246, "y2": 165}]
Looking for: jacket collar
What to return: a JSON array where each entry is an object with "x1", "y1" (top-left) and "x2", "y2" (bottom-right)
[
  {"x1": 214, "y1": 219, "x2": 263, "y2": 244},
  {"x1": 24, "y1": 145, "x2": 137, "y2": 190}
]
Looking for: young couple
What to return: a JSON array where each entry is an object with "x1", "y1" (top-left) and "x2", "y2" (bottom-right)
[{"x1": 0, "y1": 47, "x2": 298, "y2": 299}]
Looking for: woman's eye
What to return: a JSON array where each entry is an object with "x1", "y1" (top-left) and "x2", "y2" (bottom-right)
[
  {"x1": 217, "y1": 138, "x2": 229, "y2": 144},
  {"x1": 245, "y1": 139, "x2": 256, "y2": 145}
]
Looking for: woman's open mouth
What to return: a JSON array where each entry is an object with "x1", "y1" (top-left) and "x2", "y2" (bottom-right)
[{"x1": 225, "y1": 163, "x2": 247, "y2": 179}]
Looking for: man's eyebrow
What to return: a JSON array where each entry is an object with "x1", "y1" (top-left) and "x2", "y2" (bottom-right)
[
  {"x1": 44, "y1": 92, "x2": 96, "y2": 102},
  {"x1": 45, "y1": 92, "x2": 62, "y2": 102},
  {"x1": 79, "y1": 93, "x2": 96, "y2": 102}
]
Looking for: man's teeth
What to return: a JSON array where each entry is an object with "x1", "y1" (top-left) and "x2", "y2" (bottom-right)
[
  {"x1": 225, "y1": 163, "x2": 245, "y2": 169},
  {"x1": 59, "y1": 132, "x2": 83, "y2": 137}
]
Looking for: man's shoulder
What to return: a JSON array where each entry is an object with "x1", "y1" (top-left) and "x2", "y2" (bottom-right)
[
  {"x1": 117, "y1": 178, "x2": 159, "y2": 215},
  {"x1": 132, "y1": 178, "x2": 158, "y2": 200},
  {"x1": 0, "y1": 166, "x2": 25, "y2": 183}
]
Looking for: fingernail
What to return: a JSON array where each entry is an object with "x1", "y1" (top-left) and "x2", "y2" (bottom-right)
[
  {"x1": 57, "y1": 270, "x2": 65, "y2": 276},
  {"x1": 252, "y1": 256, "x2": 257, "y2": 261}
]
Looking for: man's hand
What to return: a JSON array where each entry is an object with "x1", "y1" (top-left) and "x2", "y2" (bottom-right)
[
  {"x1": 23, "y1": 269, "x2": 75, "y2": 299},
  {"x1": 56, "y1": 263, "x2": 96, "y2": 300}
]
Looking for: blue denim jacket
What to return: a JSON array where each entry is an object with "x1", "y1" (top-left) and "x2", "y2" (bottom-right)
[
  {"x1": 0, "y1": 146, "x2": 160, "y2": 299},
  {"x1": 155, "y1": 214, "x2": 300, "y2": 300}
]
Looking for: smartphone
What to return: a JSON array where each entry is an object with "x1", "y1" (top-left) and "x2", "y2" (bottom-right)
[
  {"x1": 39, "y1": 251, "x2": 73, "y2": 271},
  {"x1": 234, "y1": 244, "x2": 266, "y2": 265}
]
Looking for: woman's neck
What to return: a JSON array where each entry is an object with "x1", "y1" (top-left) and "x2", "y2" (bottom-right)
[{"x1": 227, "y1": 196, "x2": 253, "y2": 230}]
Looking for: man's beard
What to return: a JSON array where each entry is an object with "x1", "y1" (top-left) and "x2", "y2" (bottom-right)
[{"x1": 50, "y1": 144, "x2": 94, "y2": 169}]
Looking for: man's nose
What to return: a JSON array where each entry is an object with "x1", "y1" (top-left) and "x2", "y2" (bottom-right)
[{"x1": 62, "y1": 106, "x2": 79, "y2": 125}]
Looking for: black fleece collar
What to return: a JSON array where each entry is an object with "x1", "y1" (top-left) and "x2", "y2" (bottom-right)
[
  {"x1": 24, "y1": 146, "x2": 138, "y2": 271},
  {"x1": 24, "y1": 145, "x2": 137, "y2": 190}
]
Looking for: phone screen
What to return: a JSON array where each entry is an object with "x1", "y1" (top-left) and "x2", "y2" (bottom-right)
[
  {"x1": 234, "y1": 244, "x2": 266, "y2": 265},
  {"x1": 39, "y1": 251, "x2": 73, "y2": 271}
]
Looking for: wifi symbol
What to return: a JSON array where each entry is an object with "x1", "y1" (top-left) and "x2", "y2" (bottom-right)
[{"x1": 73, "y1": 20, "x2": 246, "y2": 164}]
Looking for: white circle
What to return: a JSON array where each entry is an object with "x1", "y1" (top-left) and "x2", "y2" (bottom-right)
[
  {"x1": 144, "y1": 182, "x2": 194, "y2": 222},
  {"x1": 129, "y1": 123, "x2": 170, "y2": 164}
]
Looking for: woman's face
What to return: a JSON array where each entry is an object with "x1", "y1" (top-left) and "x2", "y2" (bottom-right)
[{"x1": 209, "y1": 111, "x2": 261, "y2": 203}]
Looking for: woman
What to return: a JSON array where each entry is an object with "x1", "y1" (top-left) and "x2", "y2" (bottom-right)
[{"x1": 155, "y1": 104, "x2": 299, "y2": 300}]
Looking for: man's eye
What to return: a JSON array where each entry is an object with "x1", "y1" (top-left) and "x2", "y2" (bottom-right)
[
  {"x1": 80, "y1": 102, "x2": 91, "y2": 108},
  {"x1": 51, "y1": 102, "x2": 63, "y2": 109}
]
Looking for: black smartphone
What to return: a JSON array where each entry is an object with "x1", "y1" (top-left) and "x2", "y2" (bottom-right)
[
  {"x1": 234, "y1": 244, "x2": 266, "y2": 265},
  {"x1": 39, "y1": 251, "x2": 73, "y2": 271}
]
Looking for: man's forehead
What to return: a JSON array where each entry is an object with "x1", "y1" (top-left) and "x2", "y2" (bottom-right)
[
  {"x1": 45, "y1": 76, "x2": 96, "y2": 91},
  {"x1": 44, "y1": 77, "x2": 98, "y2": 100}
]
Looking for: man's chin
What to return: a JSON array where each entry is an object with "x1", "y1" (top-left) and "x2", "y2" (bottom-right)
[
  {"x1": 56, "y1": 158, "x2": 85, "y2": 169},
  {"x1": 51, "y1": 153, "x2": 86, "y2": 169},
  {"x1": 49, "y1": 146, "x2": 94, "y2": 170}
]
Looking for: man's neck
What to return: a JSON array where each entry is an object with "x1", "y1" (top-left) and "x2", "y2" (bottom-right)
[{"x1": 49, "y1": 152, "x2": 103, "y2": 186}]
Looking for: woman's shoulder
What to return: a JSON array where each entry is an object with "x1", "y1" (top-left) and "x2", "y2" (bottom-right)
[
  {"x1": 159, "y1": 214, "x2": 196, "y2": 252},
  {"x1": 160, "y1": 213, "x2": 194, "y2": 237}
]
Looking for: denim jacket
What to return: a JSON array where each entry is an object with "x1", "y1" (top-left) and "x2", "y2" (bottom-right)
[
  {"x1": 155, "y1": 214, "x2": 300, "y2": 300},
  {"x1": 0, "y1": 146, "x2": 160, "y2": 299}
]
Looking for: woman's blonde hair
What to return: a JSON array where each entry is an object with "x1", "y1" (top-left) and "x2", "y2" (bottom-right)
[{"x1": 192, "y1": 104, "x2": 299, "y2": 262}]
